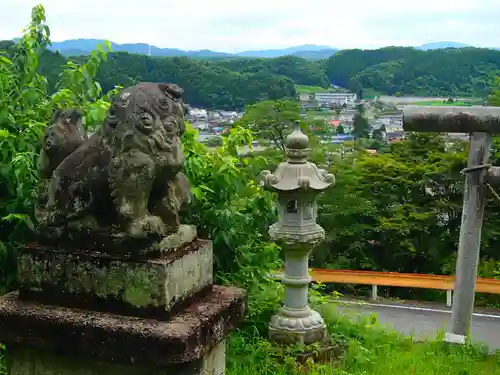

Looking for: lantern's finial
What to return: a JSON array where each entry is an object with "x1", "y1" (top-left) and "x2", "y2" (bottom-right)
[{"x1": 285, "y1": 120, "x2": 309, "y2": 153}]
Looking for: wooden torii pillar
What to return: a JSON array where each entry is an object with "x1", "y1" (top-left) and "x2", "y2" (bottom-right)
[{"x1": 403, "y1": 106, "x2": 500, "y2": 344}]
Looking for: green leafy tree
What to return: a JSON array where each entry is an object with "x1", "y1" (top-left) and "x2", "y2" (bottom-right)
[
  {"x1": 315, "y1": 133, "x2": 467, "y2": 277},
  {"x1": 0, "y1": 5, "x2": 53, "y2": 274},
  {"x1": 0, "y1": 5, "x2": 119, "y2": 290},
  {"x1": 333, "y1": 105, "x2": 342, "y2": 118},
  {"x1": 352, "y1": 104, "x2": 370, "y2": 139},
  {"x1": 237, "y1": 100, "x2": 303, "y2": 153},
  {"x1": 372, "y1": 127, "x2": 384, "y2": 141},
  {"x1": 488, "y1": 77, "x2": 500, "y2": 106},
  {"x1": 310, "y1": 118, "x2": 333, "y2": 139},
  {"x1": 50, "y1": 43, "x2": 121, "y2": 130},
  {"x1": 182, "y1": 125, "x2": 279, "y2": 283}
]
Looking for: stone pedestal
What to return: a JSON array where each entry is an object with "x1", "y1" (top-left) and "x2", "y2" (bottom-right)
[
  {"x1": 9, "y1": 341, "x2": 225, "y2": 375},
  {"x1": 0, "y1": 226, "x2": 245, "y2": 375}
]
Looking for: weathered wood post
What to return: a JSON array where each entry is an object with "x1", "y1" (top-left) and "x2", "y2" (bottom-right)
[{"x1": 403, "y1": 106, "x2": 500, "y2": 345}]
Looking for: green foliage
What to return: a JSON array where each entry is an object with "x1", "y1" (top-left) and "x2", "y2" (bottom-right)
[
  {"x1": 228, "y1": 294, "x2": 500, "y2": 374},
  {"x1": 237, "y1": 100, "x2": 304, "y2": 153},
  {"x1": 0, "y1": 5, "x2": 52, "y2": 288},
  {"x1": 314, "y1": 133, "x2": 470, "y2": 275},
  {"x1": 0, "y1": 343, "x2": 4, "y2": 375},
  {"x1": 217, "y1": 56, "x2": 331, "y2": 88},
  {"x1": 310, "y1": 131, "x2": 500, "y2": 306},
  {"x1": 325, "y1": 47, "x2": 417, "y2": 89},
  {"x1": 295, "y1": 85, "x2": 331, "y2": 94},
  {"x1": 27, "y1": 43, "x2": 500, "y2": 108},
  {"x1": 26, "y1": 41, "x2": 500, "y2": 108},
  {"x1": 32, "y1": 51, "x2": 299, "y2": 110},
  {"x1": 182, "y1": 124, "x2": 280, "y2": 286},
  {"x1": 488, "y1": 77, "x2": 500, "y2": 106},
  {"x1": 325, "y1": 46, "x2": 500, "y2": 97},
  {"x1": 51, "y1": 42, "x2": 121, "y2": 129},
  {"x1": 0, "y1": 5, "x2": 118, "y2": 289},
  {"x1": 351, "y1": 104, "x2": 370, "y2": 139},
  {"x1": 310, "y1": 118, "x2": 334, "y2": 138}
]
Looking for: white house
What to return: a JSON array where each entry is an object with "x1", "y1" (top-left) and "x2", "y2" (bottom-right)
[
  {"x1": 378, "y1": 114, "x2": 403, "y2": 132},
  {"x1": 189, "y1": 108, "x2": 207, "y2": 118},
  {"x1": 314, "y1": 92, "x2": 357, "y2": 106}
]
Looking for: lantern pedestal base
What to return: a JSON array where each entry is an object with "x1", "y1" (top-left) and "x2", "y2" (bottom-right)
[{"x1": 268, "y1": 308, "x2": 327, "y2": 345}]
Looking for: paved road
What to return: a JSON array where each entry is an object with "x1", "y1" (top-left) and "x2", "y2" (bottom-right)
[{"x1": 332, "y1": 300, "x2": 500, "y2": 352}]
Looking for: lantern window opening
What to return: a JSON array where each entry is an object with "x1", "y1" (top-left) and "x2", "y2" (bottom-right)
[{"x1": 287, "y1": 200, "x2": 298, "y2": 213}]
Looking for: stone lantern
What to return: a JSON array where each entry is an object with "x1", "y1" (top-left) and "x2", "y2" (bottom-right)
[{"x1": 260, "y1": 121, "x2": 335, "y2": 345}]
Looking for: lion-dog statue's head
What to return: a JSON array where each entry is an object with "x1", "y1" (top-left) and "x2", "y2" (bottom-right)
[{"x1": 101, "y1": 82, "x2": 189, "y2": 172}]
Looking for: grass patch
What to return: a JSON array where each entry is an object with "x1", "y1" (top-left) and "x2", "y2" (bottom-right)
[
  {"x1": 296, "y1": 85, "x2": 331, "y2": 94},
  {"x1": 296, "y1": 85, "x2": 351, "y2": 94},
  {"x1": 228, "y1": 305, "x2": 500, "y2": 374},
  {"x1": 0, "y1": 343, "x2": 5, "y2": 375},
  {"x1": 305, "y1": 109, "x2": 335, "y2": 120},
  {"x1": 362, "y1": 88, "x2": 384, "y2": 99},
  {"x1": 409, "y1": 100, "x2": 474, "y2": 106}
]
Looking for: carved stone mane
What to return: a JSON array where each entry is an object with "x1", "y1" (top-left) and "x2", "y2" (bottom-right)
[{"x1": 35, "y1": 83, "x2": 192, "y2": 250}]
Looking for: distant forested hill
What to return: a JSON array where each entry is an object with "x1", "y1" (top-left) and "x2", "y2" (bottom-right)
[
  {"x1": 32, "y1": 49, "x2": 297, "y2": 110},
  {"x1": 324, "y1": 47, "x2": 500, "y2": 97},
  {"x1": 216, "y1": 56, "x2": 330, "y2": 88},
  {"x1": 92, "y1": 53, "x2": 297, "y2": 109},
  {"x1": 4, "y1": 38, "x2": 500, "y2": 108}
]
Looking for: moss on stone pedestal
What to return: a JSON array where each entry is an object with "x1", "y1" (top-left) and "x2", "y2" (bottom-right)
[
  {"x1": 8, "y1": 341, "x2": 226, "y2": 375},
  {"x1": 0, "y1": 286, "x2": 244, "y2": 368},
  {"x1": 18, "y1": 227, "x2": 212, "y2": 317}
]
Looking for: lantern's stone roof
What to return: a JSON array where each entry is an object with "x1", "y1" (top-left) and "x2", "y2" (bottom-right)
[
  {"x1": 260, "y1": 122, "x2": 335, "y2": 192},
  {"x1": 261, "y1": 162, "x2": 334, "y2": 192}
]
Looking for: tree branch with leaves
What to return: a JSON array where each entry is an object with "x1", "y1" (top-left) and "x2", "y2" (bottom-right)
[{"x1": 236, "y1": 99, "x2": 303, "y2": 153}]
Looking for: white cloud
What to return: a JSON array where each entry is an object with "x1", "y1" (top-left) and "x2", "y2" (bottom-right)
[{"x1": 0, "y1": 0, "x2": 498, "y2": 51}]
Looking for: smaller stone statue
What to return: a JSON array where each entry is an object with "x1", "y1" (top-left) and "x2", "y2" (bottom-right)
[
  {"x1": 35, "y1": 83, "x2": 192, "y2": 250},
  {"x1": 37, "y1": 109, "x2": 88, "y2": 179}
]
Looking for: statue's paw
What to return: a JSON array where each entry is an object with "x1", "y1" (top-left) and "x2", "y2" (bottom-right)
[{"x1": 128, "y1": 215, "x2": 166, "y2": 239}]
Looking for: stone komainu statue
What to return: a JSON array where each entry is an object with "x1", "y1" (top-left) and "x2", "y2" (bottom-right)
[{"x1": 35, "y1": 83, "x2": 192, "y2": 244}]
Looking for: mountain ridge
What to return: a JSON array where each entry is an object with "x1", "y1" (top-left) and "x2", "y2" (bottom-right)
[
  {"x1": 417, "y1": 41, "x2": 474, "y2": 50},
  {"x1": 15, "y1": 38, "x2": 496, "y2": 60}
]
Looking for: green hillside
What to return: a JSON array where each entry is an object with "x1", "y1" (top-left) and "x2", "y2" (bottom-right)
[
  {"x1": 324, "y1": 46, "x2": 500, "y2": 98},
  {"x1": 33, "y1": 49, "x2": 297, "y2": 110},
  {"x1": 5, "y1": 38, "x2": 500, "y2": 108},
  {"x1": 216, "y1": 56, "x2": 330, "y2": 88}
]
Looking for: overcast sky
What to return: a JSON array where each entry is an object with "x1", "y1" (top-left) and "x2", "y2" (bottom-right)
[{"x1": 1, "y1": 0, "x2": 498, "y2": 52}]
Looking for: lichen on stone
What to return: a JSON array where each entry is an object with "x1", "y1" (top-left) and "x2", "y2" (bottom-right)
[{"x1": 35, "y1": 83, "x2": 193, "y2": 246}]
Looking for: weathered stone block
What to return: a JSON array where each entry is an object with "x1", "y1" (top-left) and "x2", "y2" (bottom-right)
[
  {"x1": 0, "y1": 286, "x2": 245, "y2": 371},
  {"x1": 18, "y1": 227, "x2": 213, "y2": 317},
  {"x1": 8, "y1": 340, "x2": 225, "y2": 375}
]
